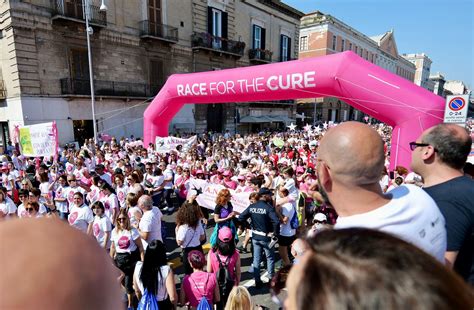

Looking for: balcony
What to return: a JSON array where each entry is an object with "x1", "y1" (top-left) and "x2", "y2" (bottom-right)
[
  {"x1": 0, "y1": 80, "x2": 5, "y2": 100},
  {"x1": 60, "y1": 78, "x2": 162, "y2": 98},
  {"x1": 139, "y1": 20, "x2": 178, "y2": 43},
  {"x1": 249, "y1": 49, "x2": 272, "y2": 64},
  {"x1": 51, "y1": 0, "x2": 107, "y2": 27},
  {"x1": 191, "y1": 32, "x2": 245, "y2": 58}
]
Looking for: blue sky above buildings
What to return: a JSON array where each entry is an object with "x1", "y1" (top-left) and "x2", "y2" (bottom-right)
[{"x1": 284, "y1": 0, "x2": 473, "y2": 88}]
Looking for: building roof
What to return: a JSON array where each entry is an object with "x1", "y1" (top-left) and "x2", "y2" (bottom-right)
[
  {"x1": 369, "y1": 33, "x2": 387, "y2": 44},
  {"x1": 257, "y1": 0, "x2": 304, "y2": 19}
]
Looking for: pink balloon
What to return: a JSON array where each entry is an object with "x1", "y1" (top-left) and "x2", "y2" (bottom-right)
[{"x1": 144, "y1": 51, "x2": 444, "y2": 170}]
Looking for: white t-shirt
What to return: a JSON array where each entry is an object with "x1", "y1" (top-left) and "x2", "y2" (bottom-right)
[
  {"x1": 280, "y1": 202, "x2": 296, "y2": 237},
  {"x1": 99, "y1": 173, "x2": 113, "y2": 186},
  {"x1": 55, "y1": 185, "x2": 69, "y2": 213},
  {"x1": 2, "y1": 173, "x2": 14, "y2": 190},
  {"x1": 68, "y1": 205, "x2": 94, "y2": 233},
  {"x1": 111, "y1": 228, "x2": 140, "y2": 254},
  {"x1": 93, "y1": 215, "x2": 112, "y2": 249},
  {"x1": 162, "y1": 169, "x2": 174, "y2": 189},
  {"x1": 139, "y1": 207, "x2": 163, "y2": 244},
  {"x1": 116, "y1": 185, "x2": 129, "y2": 208},
  {"x1": 0, "y1": 202, "x2": 8, "y2": 215},
  {"x1": 6, "y1": 197, "x2": 17, "y2": 215},
  {"x1": 17, "y1": 203, "x2": 48, "y2": 218},
  {"x1": 176, "y1": 223, "x2": 204, "y2": 248},
  {"x1": 133, "y1": 262, "x2": 171, "y2": 301},
  {"x1": 87, "y1": 185, "x2": 101, "y2": 205},
  {"x1": 100, "y1": 193, "x2": 119, "y2": 223},
  {"x1": 283, "y1": 178, "x2": 298, "y2": 201},
  {"x1": 335, "y1": 184, "x2": 447, "y2": 263},
  {"x1": 128, "y1": 206, "x2": 142, "y2": 227},
  {"x1": 66, "y1": 186, "x2": 87, "y2": 206}
]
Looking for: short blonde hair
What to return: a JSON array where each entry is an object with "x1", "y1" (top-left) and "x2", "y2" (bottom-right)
[{"x1": 224, "y1": 286, "x2": 253, "y2": 310}]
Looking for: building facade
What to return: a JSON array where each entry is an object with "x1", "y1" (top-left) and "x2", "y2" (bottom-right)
[
  {"x1": 0, "y1": 0, "x2": 302, "y2": 145},
  {"x1": 402, "y1": 53, "x2": 434, "y2": 92},
  {"x1": 429, "y1": 72, "x2": 446, "y2": 97},
  {"x1": 297, "y1": 11, "x2": 417, "y2": 124}
]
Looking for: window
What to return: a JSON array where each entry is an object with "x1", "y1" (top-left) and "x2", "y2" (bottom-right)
[
  {"x1": 332, "y1": 35, "x2": 337, "y2": 50},
  {"x1": 70, "y1": 49, "x2": 89, "y2": 80},
  {"x1": 253, "y1": 25, "x2": 263, "y2": 49},
  {"x1": 207, "y1": 7, "x2": 228, "y2": 49},
  {"x1": 371, "y1": 54, "x2": 375, "y2": 63},
  {"x1": 148, "y1": 0, "x2": 162, "y2": 35},
  {"x1": 280, "y1": 35, "x2": 291, "y2": 61},
  {"x1": 365, "y1": 50, "x2": 368, "y2": 60},
  {"x1": 341, "y1": 39, "x2": 345, "y2": 52},
  {"x1": 349, "y1": 43, "x2": 352, "y2": 51},
  {"x1": 300, "y1": 36, "x2": 308, "y2": 51}
]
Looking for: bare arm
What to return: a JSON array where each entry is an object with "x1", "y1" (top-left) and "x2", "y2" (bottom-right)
[
  {"x1": 206, "y1": 252, "x2": 212, "y2": 273},
  {"x1": 109, "y1": 241, "x2": 116, "y2": 259},
  {"x1": 235, "y1": 255, "x2": 241, "y2": 285},
  {"x1": 86, "y1": 222, "x2": 93, "y2": 236},
  {"x1": 102, "y1": 231, "x2": 111, "y2": 249},
  {"x1": 166, "y1": 269, "x2": 178, "y2": 306},
  {"x1": 445, "y1": 251, "x2": 458, "y2": 268}
]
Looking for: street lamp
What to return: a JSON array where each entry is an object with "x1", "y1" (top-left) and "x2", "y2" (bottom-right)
[{"x1": 83, "y1": 0, "x2": 107, "y2": 144}]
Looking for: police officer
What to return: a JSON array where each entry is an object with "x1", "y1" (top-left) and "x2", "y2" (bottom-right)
[{"x1": 238, "y1": 187, "x2": 280, "y2": 288}]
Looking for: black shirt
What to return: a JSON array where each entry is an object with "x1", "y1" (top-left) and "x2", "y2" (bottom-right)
[
  {"x1": 238, "y1": 200, "x2": 280, "y2": 241},
  {"x1": 424, "y1": 176, "x2": 474, "y2": 285}
]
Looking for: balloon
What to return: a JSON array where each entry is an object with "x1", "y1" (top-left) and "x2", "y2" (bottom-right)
[
  {"x1": 144, "y1": 51, "x2": 444, "y2": 170},
  {"x1": 272, "y1": 138, "x2": 284, "y2": 148}
]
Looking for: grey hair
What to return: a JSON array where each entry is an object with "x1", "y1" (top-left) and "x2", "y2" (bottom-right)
[{"x1": 138, "y1": 195, "x2": 153, "y2": 209}]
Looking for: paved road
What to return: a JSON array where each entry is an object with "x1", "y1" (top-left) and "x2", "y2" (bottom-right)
[{"x1": 161, "y1": 210, "x2": 281, "y2": 310}]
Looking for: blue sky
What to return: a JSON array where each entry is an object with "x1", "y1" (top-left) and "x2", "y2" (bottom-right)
[{"x1": 283, "y1": 0, "x2": 473, "y2": 89}]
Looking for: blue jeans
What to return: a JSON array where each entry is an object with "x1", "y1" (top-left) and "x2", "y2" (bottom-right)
[{"x1": 252, "y1": 238, "x2": 275, "y2": 284}]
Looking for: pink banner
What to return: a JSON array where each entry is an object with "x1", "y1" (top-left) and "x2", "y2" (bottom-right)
[{"x1": 144, "y1": 51, "x2": 444, "y2": 170}]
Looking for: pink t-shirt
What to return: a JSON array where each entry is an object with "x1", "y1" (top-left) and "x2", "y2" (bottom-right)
[
  {"x1": 209, "y1": 250, "x2": 239, "y2": 285},
  {"x1": 182, "y1": 271, "x2": 217, "y2": 307}
]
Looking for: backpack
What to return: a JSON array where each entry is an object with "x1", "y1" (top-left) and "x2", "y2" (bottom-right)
[
  {"x1": 290, "y1": 203, "x2": 300, "y2": 229},
  {"x1": 190, "y1": 274, "x2": 212, "y2": 310},
  {"x1": 215, "y1": 251, "x2": 235, "y2": 298},
  {"x1": 137, "y1": 289, "x2": 159, "y2": 310}
]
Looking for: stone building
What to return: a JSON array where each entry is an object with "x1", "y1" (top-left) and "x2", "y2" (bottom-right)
[
  {"x1": 0, "y1": 0, "x2": 302, "y2": 145},
  {"x1": 297, "y1": 11, "x2": 417, "y2": 124},
  {"x1": 402, "y1": 53, "x2": 434, "y2": 92}
]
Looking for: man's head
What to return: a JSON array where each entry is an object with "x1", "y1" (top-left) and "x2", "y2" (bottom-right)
[
  {"x1": 138, "y1": 194, "x2": 153, "y2": 211},
  {"x1": 0, "y1": 219, "x2": 122, "y2": 309},
  {"x1": 410, "y1": 124, "x2": 471, "y2": 174},
  {"x1": 316, "y1": 122, "x2": 385, "y2": 203}
]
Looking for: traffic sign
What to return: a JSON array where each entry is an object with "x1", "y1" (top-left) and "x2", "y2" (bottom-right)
[{"x1": 444, "y1": 95, "x2": 469, "y2": 124}]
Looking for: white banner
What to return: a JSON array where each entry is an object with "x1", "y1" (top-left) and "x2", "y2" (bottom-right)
[
  {"x1": 18, "y1": 122, "x2": 57, "y2": 157},
  {"x1": 155, "y1": 135, "x2": 197, "y2": 154},
  {"x1": 189, "y1": 178, "x2": 252, "y2": 213}
]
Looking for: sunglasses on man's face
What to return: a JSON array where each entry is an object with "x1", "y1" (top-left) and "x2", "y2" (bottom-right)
[{"x1": 25, "y1": 208, "x2": 34, "y2": 212}]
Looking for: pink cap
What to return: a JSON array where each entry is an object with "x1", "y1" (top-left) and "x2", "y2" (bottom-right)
[
  {"x1": 223, "y1": 170, "x2": 231, "y2": 177},
  {"x1": 217, "y1": 168, "x2": 224, "y2": 173},
  {"x1": 218, "y1": 226, "x2": 233, "y2": 242},
  {"x1": 195, "y1": 169, "x2": 204, "y2": 175},
  {"x1": 237, "y1": 175, "x2": 245, "y2": 181},
  {"x1": 296, "y1": 166, "x2": 305, "y2": 173}
]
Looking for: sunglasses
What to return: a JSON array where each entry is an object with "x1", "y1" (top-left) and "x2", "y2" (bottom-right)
[
  {"x1": 25, "y1": 208, "x2": 34, "y2": 212},
  {"x1": 270, "y1": 265, "x2": 292, "y2": 307},
  {"x1": 409, "y1": 142, "x2": 438, "y2": 152},
  {"x1": 117, "y1": 218, "x2": 127, "y2": 221},
  {"x1": 68, "y1": 179, "x2": 76, "y2": 182}
]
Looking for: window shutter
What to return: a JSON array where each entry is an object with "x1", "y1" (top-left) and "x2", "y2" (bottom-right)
[
  {"x1": 280, "y1": 34, "x2": 283, "y2": 61},
  {"x1": 252, "y1": 25, "x2": 256, "y2": 49},
  {"x1": 287, "y1": 37, "x2": 291, "y2": 60},
  {"x1": 207, "y1": 6, "x2": 213, "y2": 34},
  {"x1": 222, "y1": 11, "x2": 228, "y2": 39},
  {"x1": 261, "y1": 28, "x2": 266, "y2": 50}
]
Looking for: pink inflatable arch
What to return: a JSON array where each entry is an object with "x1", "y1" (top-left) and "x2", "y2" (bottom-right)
[{"x1": 144, "y1": 51, "x2": 444, "y2": 170}]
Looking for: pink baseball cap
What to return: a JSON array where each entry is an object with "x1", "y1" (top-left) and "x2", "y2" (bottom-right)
[
  {"x1": 296, "y1": 166, "x2": 305, "y2": 173},
  {"x1": 218, "y1": 226, "x2": 233, "y2": 242},
  {"x1": 195, "y1": 169, "x2": 204, "y2": 175},
  {"x1": 237, "y1": 175, "x2": 245, "y2": 181},
  {"x1": 223, "y1": 170, "x2": 232, "y2": 177}
]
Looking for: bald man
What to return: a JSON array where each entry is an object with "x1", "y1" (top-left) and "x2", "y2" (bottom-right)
[
  {"x1": 410, "y1": 123, "x2": 474, "y2": 285},
  {"x1": 0, "y1": 218, "x2": 122, "y2": 309},
  {"x1": 316, "y1": 122, "x2": 446, "y2": 262}
]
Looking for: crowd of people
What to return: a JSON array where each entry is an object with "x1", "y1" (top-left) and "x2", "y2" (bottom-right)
[{"x1": 0, "y1": 119, "x2": 473, "y2": 310}]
